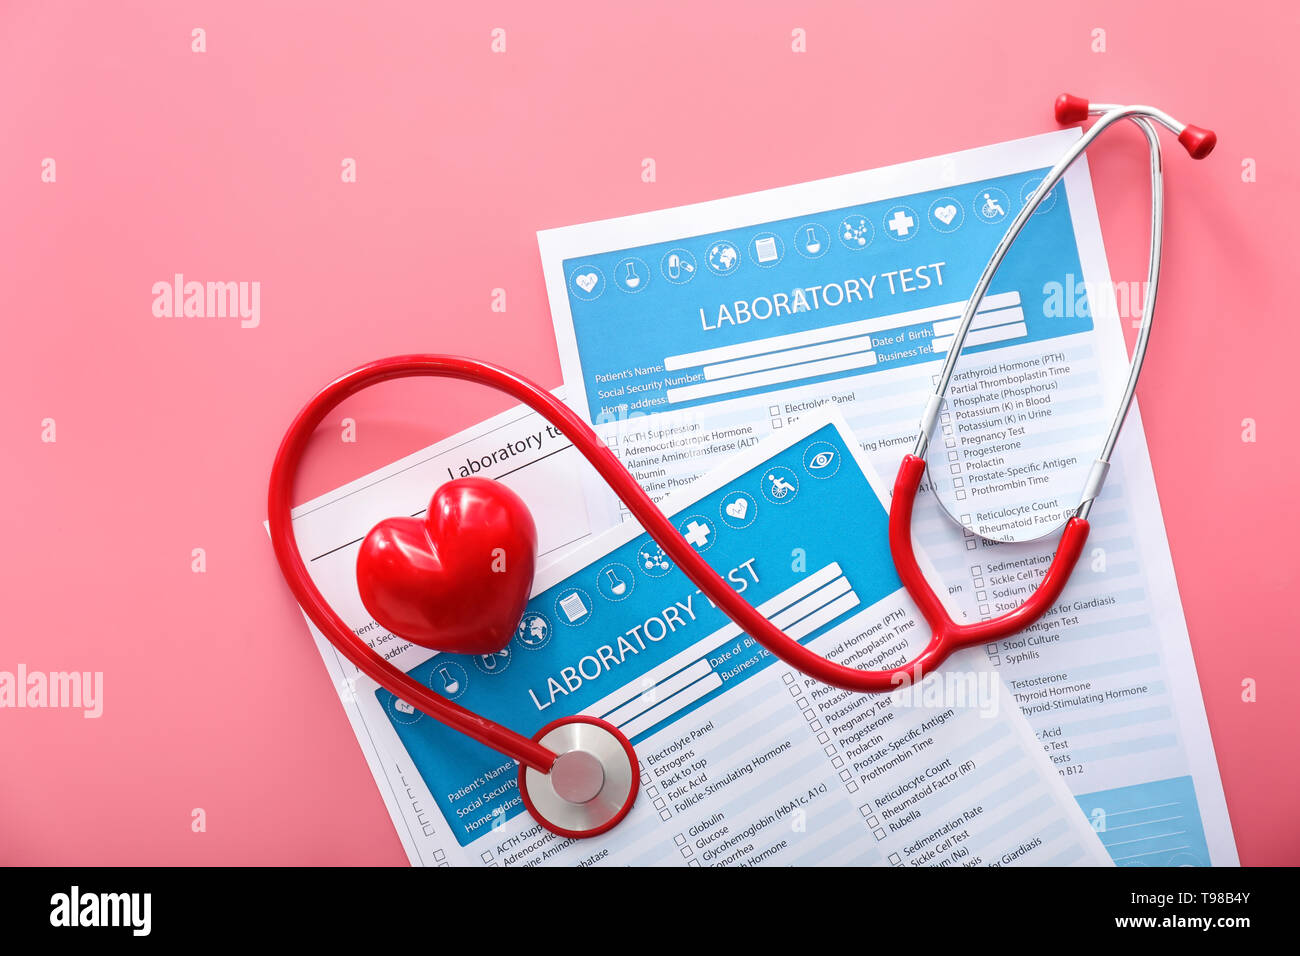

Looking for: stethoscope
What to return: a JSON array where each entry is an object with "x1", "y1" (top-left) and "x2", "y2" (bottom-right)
[{"x1": 267, "y1": 95, "x2": 1213, "y2": 840}]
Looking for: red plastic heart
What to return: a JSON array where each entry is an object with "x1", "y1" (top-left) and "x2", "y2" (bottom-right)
[{"x1": 356, "y1": 477, "x2": 537, "y2": 655}]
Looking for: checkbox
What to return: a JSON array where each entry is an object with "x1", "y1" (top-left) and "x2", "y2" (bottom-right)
[
  {"x1": 947, "y1": 450, "x2": 958, "y2": 462},
  {"x1": 789, "y1": 684, "x2": 800, "y2": 697},
  {"x1": 986, "y1": 643, "x2": 997, "y2": 654},
  {"x1": 944, "y1": 437, "x2": 956, "y2": 448},
  {"x1": 873, "y1": 828, "x2": 886, "y2": 841},
  {"x1": 810, "y1": 719, "x2": 822, "y2": 731},
  {"x1": 846, "y1": 781, "x2": 859, "y2": 793},
  {"x1": 660, "y1": 810, "x2": 672, "y2": 820},
  {"x1": 979, "y1": 604, "x2": 990, "y2": 615},
  {"x1": 953, "y1": 477, "x2": 964, "y2": 488},
  {"x1": 839, "y1": 769, "x2": 852, "y2": 781},
  {"x1": 674, "y1": 833, "x2": 687, "y2": 845},
  {"x1": 797, "y1": 697, "x2": 808, "y2": 708},
  {"x1": 803, "y1": 709, "x2": 815, "y2": 721},
  {"x1": 688, "y1": 859, "x2": 700, "y2": 867},
  {"x1": 940, "y1": 412, "x2": 951, "y2": 423},
  {"x1": 931, "y1": 374, "x2": 939, "y2": 385},
  {"x1": 782, "y1": 672, "x2": 795, "y2": 684},
  {"x1": 824, "y1": 745, "x2": 836, "y2": 756},
  {"x1": 647, "y1": 785, "x2": 659, "y2": 797},
  {"x1": 859, "y1": 804, "x2": 872, "y2": 817},
  {"x1": 971, "y1": 565, "x2": 982, "y2": 575},
  {"x1": 817, "y1": 732, "x2": 829, "y2": 744},
  {"x1": 990, "y1": 655, "x2": 1001, "y2": 665},
  {"x1": 955, "y1": 489, "x2": 967, "y2": 500},
  {"x1": 866, "y1": 814, "x2": 879, "y2": 826},
  {"x1": 832, "y1": 756, "x2": 844, "y2": 768},
  {"x1": 771, "y1": 418, "x2": 783, "y2": 429},
  {"x1": 961, "y1": 514, "x2": 971, "y2": 524},
  {"x1": 680, "y1": 845, "x2": 694, "y2": 858},
  {"x1": 480, "y1": 851, "x2": 493, "y2": 863},
  {"x1": 769, "y1": 405, "x2": 780, "y2": 416},
  {"x1": 963, "y1": 526, "x2": 974, "y2": 538},
  {"x1": 949, "y1": 464, "x2": 960, "y2": 475},
  {"x1": 965, "y1": 538, "x2": 976, "y2": 549},
  {"x1": 976, "y1": 590, "x2": 987, "y2": 601},
  {"x1": 942, "y1": 424, "x2": 953, "y2": 436},
  {"x1": 654, "y1": 798, "x2": 666, "y2": 810},
  {"x1": 640, "y1": 773, "x2": 651, "y2": 784},
  {"x1": 973, "y1": 577, "x2": 984, "y2": 587},
  {"x1": 888, "y1": 852, "x2": 902, "y2": 866},
  {"x1": 434, "y1": 849, "x2": 446, "y2": 861},
  {"x1": 438, "y1": 861, "x2": 450, "y2": 867}
]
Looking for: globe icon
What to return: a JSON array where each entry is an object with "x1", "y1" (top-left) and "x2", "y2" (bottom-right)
[{"x1": 707, "y1": 241, "x2": 739, "y2": 274}]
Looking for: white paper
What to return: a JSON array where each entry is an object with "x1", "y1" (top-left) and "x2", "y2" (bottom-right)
[
  {"x1": 539, "y1": 130, "x2": 1237, "y2": 865},
  {"x1": 277, "y1": 397, "x2": 1109, "y2": 866}
]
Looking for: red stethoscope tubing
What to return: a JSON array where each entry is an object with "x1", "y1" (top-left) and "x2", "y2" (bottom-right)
[{"x1": 268, "y1": 355, "x2": 1089, "y2": 774}]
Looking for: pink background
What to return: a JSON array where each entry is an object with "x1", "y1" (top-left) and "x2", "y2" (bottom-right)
[{"x1": 1, "y1": 1, "x2": 1295, "y2": 865}]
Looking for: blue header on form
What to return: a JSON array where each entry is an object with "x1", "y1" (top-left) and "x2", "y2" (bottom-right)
[
  {"x1": 379, "y1": 423, "x2": 900, "y2": 846},
  {"x1": 560, "y1": 169, "x2": 1090, "y2": 418}
]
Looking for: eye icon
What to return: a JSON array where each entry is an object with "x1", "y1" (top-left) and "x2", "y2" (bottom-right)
[{"x1": 809, "y1": 451, "x2": 835, "y2": 470}]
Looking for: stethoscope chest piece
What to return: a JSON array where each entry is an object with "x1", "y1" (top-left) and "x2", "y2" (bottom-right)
[{"x1": 518, "y1": 715, "x2": 639, "y2": 839}]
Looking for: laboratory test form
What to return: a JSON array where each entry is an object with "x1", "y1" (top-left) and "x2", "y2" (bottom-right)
[
  {"x1": 539, "y1": 130, "x2": 1237, "y2": 866},
  {"x1": 279, "y1": 401, "x2": 1110, "y2": 867}
]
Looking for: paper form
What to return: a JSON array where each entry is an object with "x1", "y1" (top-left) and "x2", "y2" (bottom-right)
[
  {"x1": 539, "y1": 130, "x2": 1238, "y2": 865},
  {"x1": 279, "y1": 398, "x2": 1109, "y2": 866}
]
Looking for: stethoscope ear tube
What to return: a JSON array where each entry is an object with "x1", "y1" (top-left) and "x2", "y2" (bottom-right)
[{"x1": 888, "y1": 453, "x2": 1092, "y2": 653}]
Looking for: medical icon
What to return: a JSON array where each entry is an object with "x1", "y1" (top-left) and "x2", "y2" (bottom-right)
[
  {"x1": 678, "y1": 515, "x2": 716, "y2": 551},
  {"x1": 387, "y1": 695, "x2": 422, "y2": 724},
  {"x1": 885, "y1": 205, "x2": 919, "y2": 240},
  {"x1": 636, "y1": 540, "x2": 673, "y2": 577},
  {"x1": 515, "y1": 611, "x2": 552, "y2": 650},
  {"x1": 795, "y1": 223, "x2": 830, "y2": 259},
  {"x1": 596, "y1": 561, "x2": 635, "y2": 601},
  {"x1": 706, "y1": 240, "x2": 741, "y2": 275},
  {"x1": 928, "y1": 196, "x2": 965, "y2": 233},
  {"x1": 432, "y1": 661, "x2": 468, "y2": 700},
  {"x1": 474, "y1": 646, "x2": 512, "y2": 675},
  {"x1": 660, "y1": 248, "x2": 698, "y2": 284},
  {"x1": 1020, "y1": 178, "x2": 1058, "y2": 215},
  {"x1": 802, "y1": 440, "x2": 841, "y2": 478},
  {"x1": 556, "y1": 587, "x2": 592, "y2": 625},
  {"x1": 719, "y1": 490, "x2": 757, "y2": 529},
  {"x1": 750, "y1": 232, "x2": 783, "y2": 267},
  {"x1": 974, "y1": 187, "x2": 1010, "y2": 223},
  {"x1": 569, "y1": 265, "x2": 605, "y2": 301},
  {"x1": 614, "y1": 257, "x2": 650, "y2": 293},
  {"x1": 761, "y1": 465, "x2": 800, "y2": 504},
  {"x1": 838, "y1": 215, "x2": 873, "y2": 249}
]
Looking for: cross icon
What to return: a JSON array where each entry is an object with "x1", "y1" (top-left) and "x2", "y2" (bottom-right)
[
  {"x1": 683, "y1": 520, "x2": 712, "y2": 548},
  {"x1": 887, "y1": 209, "x2": 914, "y2": 237}
]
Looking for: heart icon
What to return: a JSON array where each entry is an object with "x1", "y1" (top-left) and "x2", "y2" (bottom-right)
[
  {"x1": 356, "y1": 478, "x2": 537, "y2": 655},
  {"x1": 934, "y1": 204, "x2": 957, "y2": 225},
  {"x1": 725, "y1": 497, "x2": 748, "y2": 520},
  {"x1": 575, "y1": 272, "x2": 599, "y2": 293}
]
